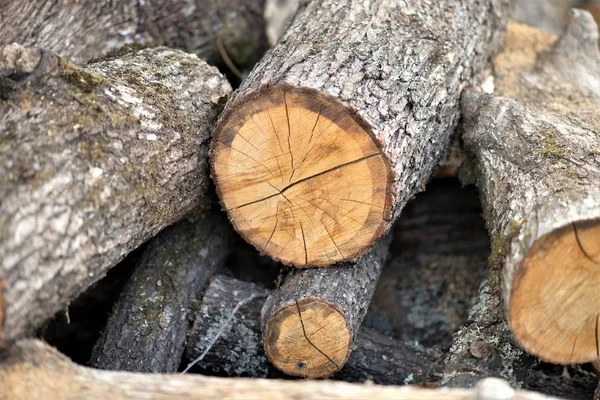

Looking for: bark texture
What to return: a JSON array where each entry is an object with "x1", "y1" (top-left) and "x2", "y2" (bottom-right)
[
  {"x1": 0, "y1": 340, "x2": 559, "y2": 400},
  {"x1": 0, "y1": 44, "x2": 231, "y2": 345},
  {"x1": 185, "y1": 274, "x2": 441, "y2": 384},
  {"x1": 89, "y1": 212, "x2": 233, "y2": 373},
  {"x1": 0, "y1": 0, "x2": 269, "y2": 71},
  {"x1": 261, "y1": 234, "x2": 392, "y2": 377},
  {"x1": 459, "y1": 14, "x2": 600, "y2": 363},
  {"x1": 214, "y1": 0, "x2": 513, "y2": 262}
]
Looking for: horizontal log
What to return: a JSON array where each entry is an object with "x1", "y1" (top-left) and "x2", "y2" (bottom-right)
[
  {"x1": 0, "y1": 44, "x2": 231, "y2": 346},
  {"x1": 90, "y1": 212, "x2": 233, "y2": 373},
  {"x1": 185, "y1": 274, "x2": 441, "y2": 384},
  {"x1": 0, "y1": 339, "x2": 561, "y2": 400},
  {"x1": 459, "y1": 14, "x2": 600, "y2": 364},
  {"x1": 0, "y1": 0, "x2": 269, "y2": 70},
  {"x1": 211, "y1": 0, "x2": 512, "y2": 266}
]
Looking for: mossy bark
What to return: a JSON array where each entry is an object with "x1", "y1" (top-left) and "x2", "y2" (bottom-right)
[
  {"x1": 0, "y1": 44, "x2": 231, "y2": 346},
  {"x1": 89, "y1": 212, "x2": 233, "y2": 373}
]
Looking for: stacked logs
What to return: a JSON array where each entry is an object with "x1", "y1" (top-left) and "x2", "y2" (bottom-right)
[{"x1": 1, "y1": 0, "x2": 600, "y2": 399}]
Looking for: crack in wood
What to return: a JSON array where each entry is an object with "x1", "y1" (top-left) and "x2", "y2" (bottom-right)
[
  {"x1": 283, "y1": 92, "x2": 295, "y2": 183},
  {"x1": 596, "y1": 313, "x2": 599, "y2": 358},
  {"x1": 295, "y1": 301, "x2": 339, "y2": 370},
  {"x1": 572, "y1": 222, "x2": 599, "y2": 265}
]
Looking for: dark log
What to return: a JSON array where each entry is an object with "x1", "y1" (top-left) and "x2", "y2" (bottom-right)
[
  {"x1": 210, "y1": 0, "x2": 513, "y2": 267},
  {"x1": 185, "y1": 274, "x2": 441, "y2": 384},
  {"x1": 0, "y1": 44, "x2": 231, "y2": 346},
  {"x1": 0, "y1": 340, "x2": 558, "y2": 400},
  {"x1": 524, "y1": 366, "x2": 598, "y2": 400},
  {"x1": 89, "y1": 212, "x2": 233, "y2": 373},
  {"x1": 459, "y1": 13, "x2": 600, "y2": 365},
  {"x1": 0, "y1": 0, "x2": 269, "y2": 71},
  {"x1": 261, "y1": 237, "x2": 392, "y2": 378}
]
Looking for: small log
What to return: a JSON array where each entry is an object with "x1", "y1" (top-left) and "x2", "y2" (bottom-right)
[
  {"x1": 0, "y1": 339, "x2": 561, "y2": 400},
  {"x1": 0, "y1": 44, "x2": 231, "y2": 346},
  {"x1": 89, "y1": 212, "x2": 233, "y2": 373},
  {"x1": 185, "y1": 274, "x2": 441, "y2": 384},
  {"x1": 210, "y1": 0, "x2": 512, "y2": 267},
  {"x1": 459, "y1": 14, "x2": 600, "y2": 364},
  {"x1": 0, "y1": 0, "x2": 269, "y2": 70},
  {"x1": 261, "y1": 236, "x2": 392, "y2": 378}
]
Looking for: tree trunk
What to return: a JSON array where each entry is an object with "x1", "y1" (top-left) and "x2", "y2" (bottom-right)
[
  {"x1": 0, "y1": 0, "x2": 269, "y2": 72},
  {"x1": 261, "y1": 236, "x2": 391, "y2": 378},
  {"x1": 89, "y1": 212, "x2": 233, "y2": 373},
  {"x1": 210, "y1": 0, "x2": 513, "y2": 267},
  {"x1": 0, "y1": 44, "x2": 231, "y2": 346},
  {"x1": 0, "y1": 339, "x2": 559, "y2": 400},
  {"x1": 185, "y1": 274, "x2": 441, "y2": 384},
  {"x1": 459, "y1": 13, "x2": 600, "y2": 365}
]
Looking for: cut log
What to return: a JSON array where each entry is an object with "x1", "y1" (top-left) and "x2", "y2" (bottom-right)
[
  {"x1": 89, "y1": 212, "x2": 233, "y2": 373},
  {"x1": 459, "y1": 14, "x2": 600, "y2": 364},
  {"x1": 0, "y1": 44, "x2": 231, "y2": 346},
  {"x1": 185, "y1": 274, "x2": 441, "y2": 384},
  {"x1": 0, "y1": 339, "x2": 560, "y2": 400},
  {"x1": 261, "y1": 236, "x2": 391, "y2": 378},
  {"x1": 210, "y1": 0, "x2": 513, "y2": 267},
  {"x1": 0, "y1": 0, "x2": 269, "y2": 71}
]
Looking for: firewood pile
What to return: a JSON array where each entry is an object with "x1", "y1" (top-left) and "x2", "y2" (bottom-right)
[{"x1": 1, "y1": 1, "x2": 599, "y2": 399}]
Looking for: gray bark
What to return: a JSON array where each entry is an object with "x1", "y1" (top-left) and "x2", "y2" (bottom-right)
[
  {"x1": 186, "y1": 274, "x2": 442, "y2": 384},
  {"x1": 89, "y1": 212, "x2": 233, "y2": 373},
  {"x1": 217, "y1": 0, "x2": 513, "y2": 236},
  {"x1": 0, "y1": 44, "x2": 231, "y2": 346},
  {"x1": 0, "y1": 0, "x2": 269, "y2": 71}
]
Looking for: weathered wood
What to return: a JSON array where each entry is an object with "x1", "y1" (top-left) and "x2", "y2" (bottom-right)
[
  {"x1": 185, "y1": 274, "x2": 441, "y2": 384},
  {"x1": 0, "y1": 0, "x2": 269, "y2": 71},
  {"x1": 211, "y1": 0, "x2": 513, "y2": 267},
  {"x1": 89, "y1": 212, "x2": 232, "y2": 373},
  {"x1": 459, "y1": 14, "x2": 600, "y2": 364},
  {"x1": 0, "y1": 44, "x2": 231, "y2": 346},
  {"x1": 524, "y1": 367, "x2": 598, "y2": 400},
  {"x1": 261, "y1": 236, "x2": 392, "y2": 378},
  {"x1": 0, "y1": 339, "x2": 561, "y2": 400}
]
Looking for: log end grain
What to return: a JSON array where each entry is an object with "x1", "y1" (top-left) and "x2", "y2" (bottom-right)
[
  {"x1": 212, "y1": 85, "x2": 392, "y2": 267},
  {"x1": 263, "y1": 298, "x2": 351, "y2": 378},
  {"x1": 509, "y1": 219, "x2": 600, "y2": 364}
]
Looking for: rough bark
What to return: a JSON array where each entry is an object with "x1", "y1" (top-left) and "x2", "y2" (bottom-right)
[
  {"x1": 459, "y1": 14, "x2": 600, "y2": 364},
  {"x1": 366, "y1": 178, "x2": 489, "y2": 348},
  {"x1": 89, "y1": 212, "x2": 233, "y2": 373},
  {"x1": 211, "y1": 0, "x2": 513, "y2": 266},
  {"x1": 0, "y1": 44, "x2": 231, "y2": 346},
  {"x1": 0, "y1": 0, "x2": 269, "y2": 71},
  {"x1": 260, "y1": 236, "x2": 392, "y2": 378},
  {"x1": 185, "y1": 274, "x2": 441, "y2": 384},
  {"x1": 524, "y1": 366, "x2": 598, "y2": 400},
  {"x1": 0, "y1": 339, "x2": 561, "y2": 400}
]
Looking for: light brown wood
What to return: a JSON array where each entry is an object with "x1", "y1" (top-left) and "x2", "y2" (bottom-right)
[
  {"x1": 213, "y1": 86, "x2": 391, "y2": 267},
  {"x1": 0, "y1": 339, "x2": 561, "y2": 400},
  {"x1": 510, "y1": 220, "x2": 600, "y2": 364},
  {"x1": 263, "y1": 299, "x2": 351, "y2": 378}
]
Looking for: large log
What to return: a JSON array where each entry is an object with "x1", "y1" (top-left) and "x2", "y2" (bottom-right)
[
  {"x1": 210, "y1": 0, "x2": 513, "y2": 267},
  {"x1": 89, "y1": 212, "x2": 233, "y2": 373},
  {"x1": 0, "y1": 0, "x2": 269, "y2": 71},
  {"x1": 185, "y1": 274, "x2": 441, "y2": 384},
  {"x1": 0, "y1": 44, "x2": 231, "y2": 346},
  {"x1": 261, "y1": 237, "x2": 391, "y2": 378},
  {"x1": 0, "y1": 339, "x2": 561, "y2": 400},
  {"x1": 459, "y1": 14, "x2": 600, "y2": 365}
]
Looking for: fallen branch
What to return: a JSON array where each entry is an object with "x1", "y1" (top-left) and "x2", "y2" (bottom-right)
[
  {"x1": 90, "y1": 212, "x2": 233, "y2": 373},
  {"x1": 0, "y1": 0, "x2": 269, "y2": 69},
  {"x1": 0, "y1": 339, "x2": 561, "y2": 400},
  {"x1": 0, "y1": 45, "x2": 231, "y2": 346},
  {"x1": 211, "y1": 0, "x2": 512, "y2": 266}
]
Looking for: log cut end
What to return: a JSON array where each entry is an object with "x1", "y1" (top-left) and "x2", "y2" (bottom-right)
[
  {"x1": 212, "y1": 86, "x2": 391, "y2": 267},
  {"x1": 263, "y1": 299, "x2": 351, "y2": 378},
  {"x1": 509, "y1": 219, "x2": 600, "y2": 364}
]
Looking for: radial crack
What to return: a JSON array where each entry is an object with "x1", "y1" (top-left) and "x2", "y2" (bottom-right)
[
  {"x1": 295, "y1": 301, "x2": 339, "y2": 370},
  {"x1": 572, "y1": 222, "x2": 599, "y2": 264}
]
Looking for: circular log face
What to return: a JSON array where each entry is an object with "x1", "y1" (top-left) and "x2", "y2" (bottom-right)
[
  {"x1": 263, "y1": 299, "x2": 351, "y2": 378},
  {"x1": 509, "y1": 219, "x2": 600, "y2": 364},
  {"x1": 212, "y1": 86, "x2": 391, "y2": 267}
]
